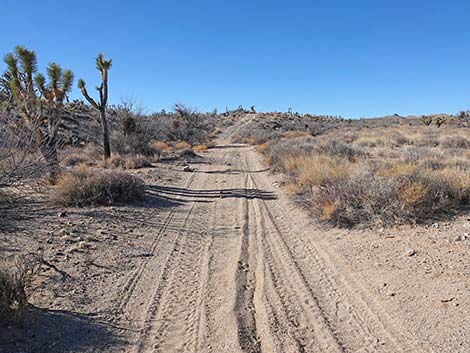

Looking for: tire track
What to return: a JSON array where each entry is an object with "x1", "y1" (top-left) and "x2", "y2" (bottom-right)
[
  {"x1": 244, "y1": 149, "x2": 417, "y2": 352},
  {"x1": 132, "y1": 174, "x2": 213, "y2": 353},
  {"x1": 114, "y1": 173, "x2": 197, "y2": 321},
  {"x1": 234, "y1": 173, "x2": 261, "y2": 353}
]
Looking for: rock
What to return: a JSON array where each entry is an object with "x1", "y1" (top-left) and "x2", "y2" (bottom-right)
[
  {"x1": 455, "y1": 233, "x2": 469, "y2": 242},
  {"x1": 404, "y1": 248, "x2": 417, "y2": 257},
  {"x1": 183, "y1": 165, "x2": 194, "y2": 172},
  {"x1": 58, "y1": 211, "x2": 67, "y2": 218},
  {"x1": 431, "y1": 223, "x2": 439, "y2": 228}
]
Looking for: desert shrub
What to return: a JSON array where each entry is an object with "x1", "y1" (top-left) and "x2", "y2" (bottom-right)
[
  {"x1": 282, "y1": 154, "x2": 351, "y2": 188},
  {"x1": 315, "y1": 140, "x2": 364, "y2": 161},
  {"x1": 415, "y1": 133, "x2": 440, "y2": 147},
  {"x1": 0, "y1": 113, "x2": 45, "y2": 188},
  {"x1": 282, "y1": 130, "x2": 310, "y2": 139},
  {"x1": 387, "y1": 131, "x2": 410, "y2": 146},
  {"x1": 152, "y1": 104, "x2": 214, "y2": 145},
  {"x1": 97, "y1": 155, "x2": 126, "y2": 169},
  {"x1": 0, "y1": 269, "x2": 26, "y2": 321},
  {"x1": 0, "y1": 255, "x2": 39, "y2": 322},
  {"x1": 265, "y1": 136, "x2": 316, "y2": 171},
  {"x1": 310, "y1": 170, "x2": 459, "y2": 227},
  {"x1": 150, "y1": 141, "x2": 172, "y2": 153},
  {"x1": 61, "y1": 153, "x2": 92, "y2": 167},
  {"x1": 123, "y1": 155, "x2": 152, "y2": 169},
  {"x1": 111, "y1": 130, "x2": 155, "y2": 156},
  {"x1": 175, "y1": 141, "x2": 191, "y2": 150},
  {"x1": 227, "y1": 113, "x2": 341, "y2": 144},
  {"x1": 51, "y1": 165, "x2": 145, "y2": 206},
  {"x1": 440, "y1": 135, "x2": 470, "y2": 149},
  {"x1": 192, "y1": 144, "x2": 208, "y2": 152}
]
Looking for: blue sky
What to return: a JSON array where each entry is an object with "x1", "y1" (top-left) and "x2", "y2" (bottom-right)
[{"x1": 2, "y1": 0, "x2": 470, "y2": 118}]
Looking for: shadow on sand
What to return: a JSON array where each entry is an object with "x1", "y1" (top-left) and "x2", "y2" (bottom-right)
[
  {"x1": 0, "y1": 307, "x2": 126, "y2": 353},
  {"x1": 147, "y1": 185, "x2": 277, "y2": 202}
]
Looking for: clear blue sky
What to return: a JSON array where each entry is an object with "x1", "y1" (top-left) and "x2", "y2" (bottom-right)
[{"x1": 2, "y1": 0, "x2": 470, "y2": 118}]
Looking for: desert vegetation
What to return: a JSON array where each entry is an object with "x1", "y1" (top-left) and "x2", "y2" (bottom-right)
[{"x1": 253, "y1": 122, "x2": 470, "y2": 227}]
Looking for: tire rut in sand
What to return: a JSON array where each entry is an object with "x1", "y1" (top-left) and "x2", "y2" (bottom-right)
[
  {"x1": 133, "y1": 176, "x2": 215, "y2": 353},
  {"x1": 245, "y1": 150, "x2": 417, "y2": 352},
  {"x1": 234, "y1": 173, "x2": 261, "y2": 353},
  {"x1": 114, "y1": 174, "x2": 197, "y2": 323}
]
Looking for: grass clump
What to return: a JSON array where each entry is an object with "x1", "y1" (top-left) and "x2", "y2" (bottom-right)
[
  {"x1": 175, "y1": 141, "x2": 192, "y2": 150},
  {"x1": 261, "y1": 124, "x2": 470, "y2": 227},
  {"x1": 51, "y1": 165, "x2": 145, "y2": 206},
  {"x1": 0, "y1": 256, "x2": 39, "y2": 322}
]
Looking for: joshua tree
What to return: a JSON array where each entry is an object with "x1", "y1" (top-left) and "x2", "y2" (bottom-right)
[
  {"x1": 434, "y1": 115, "x2": 447, "y2": 128},
  {"x1": 3, "y1": 46, "x2": 73, "y2": 183},
  {"x1": 420, "y1": 115, "x2": 432, "y2": 126},
  {"x1": 78, "y1": 53, "x2": 112, "y2": 159}
]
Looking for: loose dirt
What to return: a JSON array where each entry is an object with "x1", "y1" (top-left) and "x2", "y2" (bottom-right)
[{"x1": 1, "y1": 142, "x2": 469, "y2": 352}]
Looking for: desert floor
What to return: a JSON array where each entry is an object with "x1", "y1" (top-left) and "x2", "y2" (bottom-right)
[{"x1": 1, "y1": 141, "x2": 469, "y2": 353}]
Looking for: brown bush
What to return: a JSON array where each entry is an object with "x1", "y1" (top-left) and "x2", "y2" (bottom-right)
[
  {"x1": 123, "y1": 155, "x2": 153, "y2": 169},
  {"x1": 262, "y1": 125, "x2": 470, "y2": 227},
  {"x1": 51, "y1": 165, "x2": 145, "y2": 206},
  {"x1": 175, "y1": 141, "x2": 192, "y2": 150},
  {"x1": 61, "y1": 153, "x2": 92, "y2": 167},
  {"x1": 150, "y1": 141, "x2": 172, "y2": 153},
  {"x1": 0, "y1": 255, "x2": 39, "y2": 322},
  {"x1": 192, "y1": 144, "x2": 208, "y2": 152}
]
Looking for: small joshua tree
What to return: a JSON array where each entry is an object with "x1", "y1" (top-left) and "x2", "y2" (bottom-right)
[
  {"x1": 3, "y1": 46, "x2": 73, "y2": 183},
  {"x1": 420, "y1": 115, "x2": 432, "y2": 126},
  {"x1": 78, "y1": 53, "x2": 112, "y2": 159},
  {"x1": 434, "y1": 115, "x2": 447, "y2": 128}
]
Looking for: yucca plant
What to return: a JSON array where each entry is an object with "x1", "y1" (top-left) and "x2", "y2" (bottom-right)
[
  {"x1": 78, "y1": 53, "x2": 112, "y2": 159},
  {"x1": 3, "y1": 46, "x2": 74, "y2": 184}
]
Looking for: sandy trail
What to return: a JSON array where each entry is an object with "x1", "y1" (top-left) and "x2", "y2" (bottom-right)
[{"x1": 105, "y1": 142, "x2": 425, "y2": 353}]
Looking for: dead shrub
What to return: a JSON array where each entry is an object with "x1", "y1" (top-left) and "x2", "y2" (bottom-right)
[
  {"x1": 123, "y1": 155, "x2": 152, "y2": 169},
  {"x1": 175, "y1": 141, "x2": 191, "y2": 150},
  {"x1": 192, "y1": 144, "x2": 208, "y2": 152},
  {"x1": 440, "y1": 135, "x2": 470, "y2": 149},
  {"x1": 97, "y1": 155, "x2": 126, "y2": 169},
  {"x1": 282, "y1": 130, "x2": 310, "y2": 139},
  {"x1": 51, "y1": 165, "x2": 145, "y2": 206},
  {"x1": 0, "y1": 255, "x2": 40, "y2": 322},
  {"x1": 265, "y1": 136, "x2": 316, "y2": 171},
  {"x1": 315, "y1": 140, "x2": 364, "y2": 161},
  {"x1": 61, "y1": 153, "x2": 92, "y2": 167}
]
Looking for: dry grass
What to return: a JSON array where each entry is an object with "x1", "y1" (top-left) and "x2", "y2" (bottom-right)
[
  {"x1": 175, "y1": 141, "x2": 192, "y2": 150},
  {"x1": 262, "y1": 124, "x2": 470, "y2": 227},
  {"x1": 150, "y1": 141, "x2": 172, "y2": 153},
  {"x1": 0, "y1": 255, "x2": 39, "y2": 322},
  {"x1": 61, "y1": 153, "x2": 92, "y2": 167},
  {"x1": 123, "y1": 155, "x2": 153, "y2": 169},
  {"x1": 51, "y1": 165, "x2": 145, "y2": 207},
  {"x1": 282, "y1": 130, "x2": 310, "y2": 139},
  {"x1": 97, "y1": 154, "x2": 152, "y2": 170},
  {"x1": 192, "y1": 144, "x2": 208, "y2": 152},
  {"x1": 242, "y1": 137, "x2": 257, "y2": 145}
]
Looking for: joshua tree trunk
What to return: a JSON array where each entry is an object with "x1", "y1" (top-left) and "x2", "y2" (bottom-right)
[
  {"x1": 101, "y1": 108, "x2": 111, "y2": 159},
  {"x1": 78, "y1": 53, "x2": 112, "y2": 160}
]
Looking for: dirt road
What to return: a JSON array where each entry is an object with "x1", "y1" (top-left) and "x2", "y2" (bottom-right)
[{"x1": 107, "y1": 142, "x2": 425, "y2": 353}]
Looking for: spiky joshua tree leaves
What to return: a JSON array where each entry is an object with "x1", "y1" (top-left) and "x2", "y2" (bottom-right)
[
  {"x1": 78, "y1": 53, "x2": 112, "y2": 159},
  {"x1": 3, "y1": 46, "x2": 74, "y2": 184}
]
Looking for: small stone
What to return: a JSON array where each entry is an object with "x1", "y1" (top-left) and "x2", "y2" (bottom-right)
[
  {"x1": 58, "y1": 211, "x2": 67, "y2": 218},
  {"x1": 455, "y1": 233, "x2": 469, "y2": 242},
  {"x1": 404, "y1": 248, "x2": 417, "y2": 257},
  {"x1": 431, "y1": 223, "x2": 439, "y2": 228}
]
